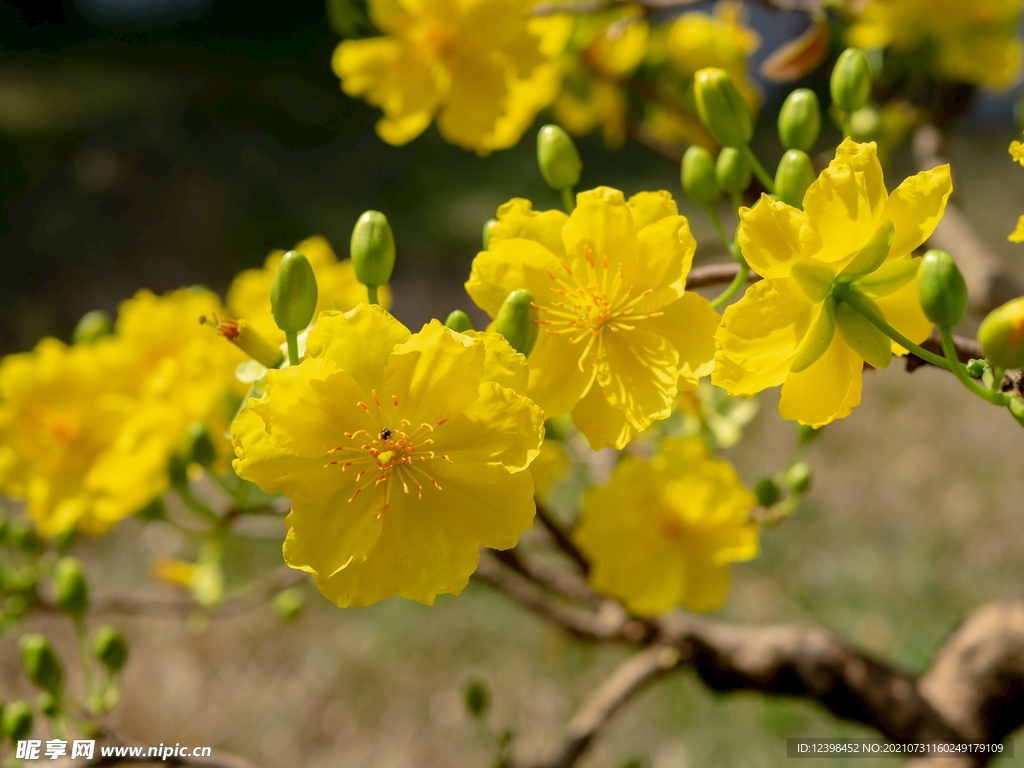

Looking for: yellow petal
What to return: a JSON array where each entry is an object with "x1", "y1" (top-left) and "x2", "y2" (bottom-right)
[
  {"x1": 872, "y1": 275, "x2": 934, "y2": 355},
  {"x1": 488, "y1": 197, "x2": 568, "y2": 256},
  {"x1": 1010, "y1": 140, "x2": 1024, "y2": 166},
  {"x1": 737, "y1": 195, "x2": 808, "y2": 279},
  {"x1": 879, "y1": 164, "x2": 953, "y2": 259},
  {"x1": 562, "y1": 187, "x2": 639, "y2": 273},
  {"x1": 632, "y1": 211, "x2": 694, "y2": 304},
  {"x1": 462, "y1": 330, "x2": 529, "y2": 394},
  {"x1": 639, "y1": 291, "x2": 719, "y2": 391},
  {"x1": 778, "y1": 334, "x2": 862, "y2": 427},
  {"x1": 436, "y1": 52, "x2": 508, "y2": 153},
  {"x1": 231, "y1": 407, "x2": 330, "y2": 497},
  {"x1": 596, "y1": 326, "x2": 679, "y2": 430},
  {"x1": 465, "y1": 237, "x2": 565, "y2": 318},
  {"x1": 570, "y1": 379, "x2": 636, "y2": 450},
  {"x1": 626, "y1": 190, "x2": 679, "y2": 231},
  {"x1": 713, "y1": 278, "x2": 817, "y2": 397},
  {"x1": 525, "y1": 331, "x2": 595, "y2": 418},
  {"x1": 1010, "y1": 214, "x2": 1024, "y2": 243}
]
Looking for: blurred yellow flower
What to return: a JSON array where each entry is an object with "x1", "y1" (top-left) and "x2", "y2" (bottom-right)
[
  {"x1": 1009, "y1": 215, "x2": 1024, "y2": 243},
  {"x1": 1011, "y1": 139, "x2": 1024, "y2": 165},
  {"x1": 849, "y1": 0, "x2": 1023, "y2": 86},
  {"x1": 554, "y1": 9, "x2": 649, "y2": 148},
  {"x1": 227, "y1": 235, "x2": 389, "y2": 346},
  {"x1": 714, "y1": 139, "x2": 952, "y2": 427},
  {"x1": 465, "y1": 187, "x2": 720, "y2": 450},
  {"x1": 531, "y1": 437, "x2": 570, "y2": 502},
  {"x1": 574, "y1": 436, "x2": 758, "y2": 615},
  {"x1": 332, "y1": 0, "x2": 570, "y2": 153},
  {"x1": 232, "y1": 304, "x2": 544, "y2": 607}
]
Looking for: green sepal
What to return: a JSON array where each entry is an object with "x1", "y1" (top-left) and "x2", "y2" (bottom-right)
[
  {"x1": 840, "y1": 220, "x2": 894, "y2": 276},
  {"x1": 835, "y1": 297, "x2": 892, "y2": 369},
  {"x1": 917, "y1": 249, "x2": 967, "y2": 327},
  {"x1": 850, "y1": 257, "x2": 919, "y2": 298},
  {"x1": 790, "y1": 295, "x2": 836, "y2": 373},
  {"x1": 791, "y1": 261, "x2": 835, "y2": 303}
]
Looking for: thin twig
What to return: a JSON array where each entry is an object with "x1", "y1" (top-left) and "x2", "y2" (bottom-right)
[{"x1": 534, "y1": 503, "x2": 590, "y2": 574}]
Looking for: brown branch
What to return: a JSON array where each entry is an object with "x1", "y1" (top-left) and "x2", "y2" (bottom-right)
[
  {"x1": 534, "y1": 503, "x2": 591, "y2": 575},
  {"x1": 687, "y1": 262, "x2": 761, "y2": 290}
]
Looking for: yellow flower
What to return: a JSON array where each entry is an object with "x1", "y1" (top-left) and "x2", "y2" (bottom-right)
[
  {"x1": 227, "y1": 235, "x2": 390, "y2": 346},
  {"x1": 553, "y1": 9, "x2": 649, "y2": 148},
  {"x1": 531, "y1": 437, "x2": 570, "y2": 502},
  {"x1": 1009, "y1": 215, "x2": 1024, "y2": 243},
  {"x1": 332, "y1": 0, "x2": 570, "y2": 153},
  {"x1": 713, "y1": 139, "x2": 953, "y2": 427},
  {"x1": 849, "y1": 0, "x2": 1023, "y2": 86},
  {"x1": 465, "y1": 187, "x2": 720, "y2": 450},
  {"x1": 1011, "y1": 139, "x2": 1024, "y2": 165},
  {"x1": 232, "y1": 304, "x2": 545, "y2": 607},
  {"x1": 574, "y1": 436, "x2": 758, "y2": 615}
]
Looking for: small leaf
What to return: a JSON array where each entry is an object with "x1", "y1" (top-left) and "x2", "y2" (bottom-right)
[
  {"x1": 759, "y1": 21, "x2": 830, "y2": 83},
  {"x1": 851, "y1": 257, "x2": 919, "y2": 298},
  {"x1": 835, "y1": 300, "x2": 892, "y2": 369},
  {"x1": 790, "y1": 296, "x2": 836, "y2": 373}
]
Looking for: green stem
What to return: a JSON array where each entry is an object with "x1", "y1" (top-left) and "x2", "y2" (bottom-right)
[
  {"x1": 842, "y1": 113, "x2": 854, "y2": 139},
  {"x1": 939, "y1": 328, "x2": 1008, "y2": 405},
  {"x1": 836, "y1": 288, "x2": 952, "y2": 370},
  {"x1": 560, "y1": 187, "x2": 575, "y2": 213},
  {"x1": 710, "y1": 263, "x2": 750, "y2": 308},
  {"x1": 991, "y1": 366, "x2": 1006, "y2": 394},
  {"x1": 741, "y1": 145, "x2": 775, "y2": 194},
  {"x1": 285, "y1": 331, "x2": 300, "y2": 367},
  {"x1": 74, "y1": 616, "x2": 95, "y2": 707},
  {"x1": 366, "y1": 285, "x2": 379, "y2": 305},
  {"x1": 704, "y1": 204, "x2": 731, "y2": 250},
  {"x1": 730, "y1": 191, "x2": 744, "y2": 214}
]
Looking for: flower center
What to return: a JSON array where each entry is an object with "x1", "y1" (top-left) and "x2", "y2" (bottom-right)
[
  {"x1": 534, "y1": 246, "x2": 664, "y2": 371},
  {"x1": 323, "y1": 389, "x2": 452, "y2": 518}
]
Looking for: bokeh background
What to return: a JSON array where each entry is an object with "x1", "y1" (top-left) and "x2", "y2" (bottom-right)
[{"x1": 2, "y1": 0, "x2": 1024, "y2": 765}]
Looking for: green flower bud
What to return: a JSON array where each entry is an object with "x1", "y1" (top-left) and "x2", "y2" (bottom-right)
[
  {"x1": 72, "y1": 310, "x2": 112, "y2": 345},
  {"x1": 37, "y1": 693, "x2": 59, "y2": 719},
  {"x1": 351, "y1": 211, "x2": 396, "y2": 288},
  {"x1": 482, "y1": 218, "x2": 498, "y2": 250},
  {"x1": 3, "y1": 701, "x2": 33, "y2": 742},
  {"x1": 681, "y1": 146, "x2": 720, "y2": 207},
  {"x1": 830, "y1": 48, "x2": 872, "y2": 113},
  {"x1": 444, "y1": 310, "x2": 474, "y2": 333},
  {"x1": 536, "y1": 125, "x2": 581, "y2": 191},
  {"x1": 978, "y1": 297, "x2": 1024, "y2": 369},
  {"x1": 272, "y1": 588, "x2": 304, "y2": 622},
  {"x1": 778, "y1": 88, "x2": 821, "y2": 152},
  {"x1": 167, "y1": 452, "x2": 189, "y2": 490},
  {"x1": 783, "y1": 461, "x2": 812, "y2": 493},
  {"x1": 694, "y1": 68, "x2": 753, "y2": 148},
  {"x1": 9, "y1": 521, "x2": 42, "y2": 555},
  {"x1": 849, "y1": 106, "x2": 881, "y2": 142},
  {"x1": 918, "y1": 250, "x2": 968, "y2": 327},
  {"x1": 494, "y1": 290, "x2": 538, "y2": 357},
  {"x1": 53, "y1": 527, "x2": 77, "y2": 553},
  {"x1": 464, "y1": 680, "x2": 489, "y2": 718},
  {"x1": 965, "y1": 359, "x2": 989, "y2": 378},
  {"x1": 754, "y1": 478, "x2": 780, "y2": 508},
  {"x1": 183, "y1": 422, "x2": 216, "y2": 468},
  {"x1": 270, "y1": 250, "x2": 319, "y2": 334},
  {"x1": 774, "y1": 149, "x2": 815, "y2": 208},
  {"x1": 92, "y1": 626, "x2": 129, "y2": 673},
  {"x1": 19, "y1": 634, "x2": 62, "y2": 695},
  {"x1": 53, "y1": 557, "x2": 88, "y2": 617},
  {"x1": 714, "y1": 147, "x2": 751, "y2": 195}
]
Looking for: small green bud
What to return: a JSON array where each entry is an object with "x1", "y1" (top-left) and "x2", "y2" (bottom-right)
[
  {"x1": 53, "y1": 557, "x2": 88, "y2": 617},
  {"x1": 494, "y1": 290, "x2": 538, "y2": 357},
  {"x1": 831, "y1": 48, "x2": 872, "y2": 113},
  {"x1": 53, "y1": 528, "x2": 77, "y2": 553},
  {"x1": 444, "y1": 310, "x2": 475, "y2": 333},
  {"x1": 5, "y1": 594, "x2": 29, "y2": 619},
  {"x1": 754, "y1": 478, "x2": 780, "y2": 508},
  {"x1": 4, "y1": 701, "x2": 33, "y2": 742},
  {"x1": 93, "y1": 626, "x2": 129, "y2": 673},
  {"x1": 849, "y1": 106, "x2": 881, "y2": 142},
  {"x1": 351, "y1": 211, "x2": 396, "y2": 288},
  {"x1": 19, "y1": 634, "x2": 62, "y2": 695},
  {"x1": 184, "y1": 422, "x2": 216, "y2": 468},
  {"x1": 536, "y1": 125, "x2": 581, "y2": 191},
  {"x1": 482, "y1": 218, "x2": 498, "y2": 250},
  {"x1": 271, "y1": 250, "x2": 319, "y2": 334},
  {"x1": 464, "y1": 680, "x2": 489, "y2": 718},
  {"x1": 774, "y1": 149, "x2": 815, "y2": 208},
  {"x1": 693, "y1": 68, "x2": 753, "y2": 148},
  {"x1": 272, "y1": 588, "x2": 304, "y2": 622},
  {"x1": 37, "y1": 693, "x2": 59, "y2": 719},
  {"x1": 9, "y1": 521, "x2": 42, "y2": 555},
  {"x1": 167, "y1": 452, "x2": 189, "y2": 490},
  {"x1": 681, "y1": 146, "x2": 720, "y2": 208},
  {"x1": 72, "y1": 310, "x2": 112, "y2": 344},
  {"x1": 714, "y1": 147, "x2": 751, "y2": 195},
  {"x1": 965, "y1": 358, "x2": 989, "y2": 378},
  {"x1": 918, "y1": 250, "x2": 968, "y2": 328},
  {"x1": 783, "y1": 461, "x2": 812, "y2": 493},
  {"x1": 136, "y1": 497, "x2": 165, "y2": 521},
  {"x1": 978, "y1": 297, "x2": 1024, "y2": 369},
  {"x1": 778, "y1": 88, "x2": 821, "y2": 152}
]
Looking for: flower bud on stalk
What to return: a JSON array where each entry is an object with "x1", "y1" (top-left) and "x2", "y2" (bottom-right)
[
  {"x1": 918, "y1": 250, "x2": 968, "y2": 327},
  {"x1": 202, "y1": 316, "x2": 284, "y2": 369},
  {"x1": 849, "y1": 106, "x2": 881, "y2": 142},
  {"x1": 754, "y1": 477, "x2": 780, "y2": 508},
  {"x1": 831, "y1": 48, "x2": 872, "y2": 114},
  {"x1": 92, "y1": 626, "x2": 129, "y2": 673},
  {"x1": 694, "y1": 68, "x2": 753, "y2": 148},
  {"x1": 778, "y1": 89, "x2": 821, "y2": 152},
  {"x1": 774, "y1": 150, "x2": 815, "y2": 208},
  {"x1": 494, "y1": 290, "x2": 538, "y2": 357},
  {"x1": 53, "y1": 557, "x2": 88, "y2": 618},
  {"x1": 682, "y1": 146, "x2": 720, "y2": 207},
  {"x1": 351, "y1": 211, "x2": 396, "y2": 302},
  {"x1": 715, "y1": 147, "x2": 751, "y2": 196},
  {"x1": 37, "y1": 693, "x2": 59, "y2": 719},
  {"x1": 3, "y1": 701, "x2": 33, "y2": 741},
  {"x1": 72, "y1": 310, "x2": 112, "y2": 344},
  {"x1": 271, "y1": 250, "x2": 318, "y2": 365},
  {"x1": 444, "y1": 310, "x2": 474, "y2": 333},
  {"x1": 536, "y1": 125, "x2": 581, "y2": 192},
  {"x1": 19, "y1": 635, "x2": 63, "y2": 695},
  {"x1": 978, "y1": 297, "x2": 1024, "y2": 369}
]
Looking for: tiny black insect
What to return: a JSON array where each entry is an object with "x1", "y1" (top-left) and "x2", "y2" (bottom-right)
[{"x1": 380, "y1": 428, "x2": 393, "y2": 441}]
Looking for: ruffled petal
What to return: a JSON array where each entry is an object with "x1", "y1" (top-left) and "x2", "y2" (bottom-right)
[
  {"x1": 570, "y1": 380, "x2": 635, "y2": 450},
  {"x1": 626, "y1": 190, "x2": 679, "y2": 231},
  {"x1": 488, "y1": 198, "x2": 568, "y2": 256},
  {"x1": 436, "y1": 52, "x2": 508, "y2": 153},
  {"x1": 737, "y1": 195, "x2": 808, "y2": 279},
  {"x1": 462, "y1": 330, "x2": 529, "y2": 394},
  {"x1": 304, "y1": 305, "x2": 411, "y2": 395},
  {"x1": 596, "y1": 326, "x2": 679, "y2": 430},
  {"x1": 778, "y1": 334, "x2": 863, "y2": 427},
  {"x1": 878, "y1": 164, "x2": 953, "y2": 259},
  {"x1": 562, "y1": 187, "x2": 639, "y2": 274},
  {"x1": 638, "y1": 292, "x2": 719, "y2": 391},
  {"x1": 465, "y1": 237, "x2": 566, "y2": 317}
]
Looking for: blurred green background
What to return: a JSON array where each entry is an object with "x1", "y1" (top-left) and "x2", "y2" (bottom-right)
[{"x1": 2, "y1": 1, "x2": 1024, "y2": 766}]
